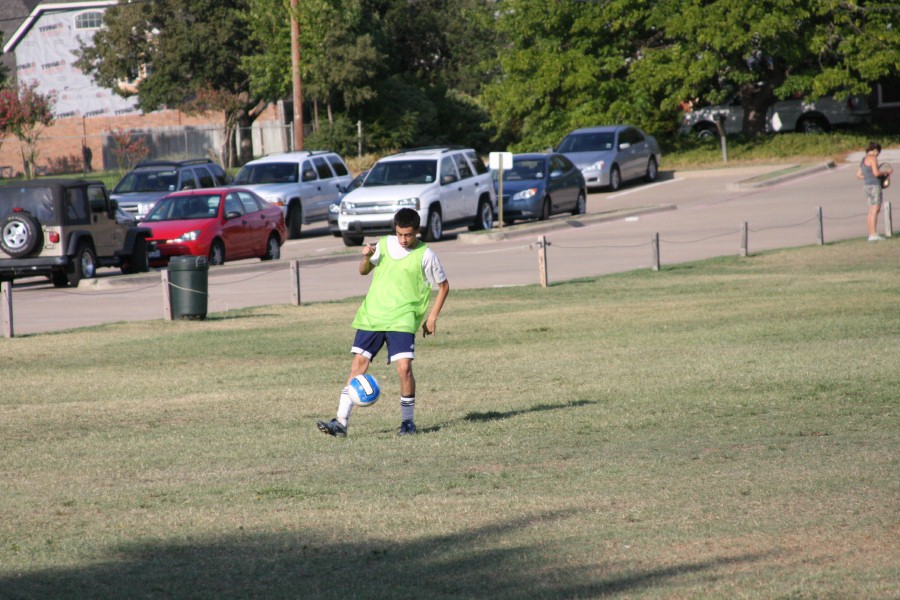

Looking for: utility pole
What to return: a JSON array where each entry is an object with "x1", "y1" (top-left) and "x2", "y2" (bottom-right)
[{"x1": 290, "y1": 0, "x2": 304, "y2": 151}]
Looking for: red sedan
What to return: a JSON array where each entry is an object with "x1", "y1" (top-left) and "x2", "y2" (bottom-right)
[{"x1": 143, "y1": 187, "x2": 287, "y2": 266}]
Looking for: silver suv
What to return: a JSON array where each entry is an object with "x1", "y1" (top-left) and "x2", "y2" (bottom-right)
[
  {"x1": 680, "y1": 94, "x2": 871, "y2": 137},
  {"x1": 111, "y1": 159, "x2": 231, "y2": 220},
  {"x1": 338, "y1": 147, "x2": 496, "y2": 246},
  {"x1": 233, "y1": 151, "x2": 352, "y2": 239}
]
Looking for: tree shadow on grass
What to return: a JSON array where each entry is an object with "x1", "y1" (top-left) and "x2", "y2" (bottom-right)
[{"x1": 0, "y1": 508, "x2": 772, "y2": 600}]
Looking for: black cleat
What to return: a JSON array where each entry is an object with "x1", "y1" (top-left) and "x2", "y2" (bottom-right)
[{"x1": 317, "y1": 419, "x2": 347, "y2": 437}]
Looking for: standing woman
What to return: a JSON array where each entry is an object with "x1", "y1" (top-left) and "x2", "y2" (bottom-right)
[{"x1": 856, "y1": 141, "x2": 892, "y2": 241}]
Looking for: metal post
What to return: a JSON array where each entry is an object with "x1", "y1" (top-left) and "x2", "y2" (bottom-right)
[
  {"x1": 1, "y1": 281, "x2": 13, "y2": 338},
  {"x1": 816, "y1": 206, "x2": 824, "y2": 245},
  {"x1": 357, "y1": 120, "x2": 363, "y2": 158},
  {"x1": 740, "y1": 221, "x2": 749, "y2": 257},
  {"x1": 290, "y1": 260, "x2": 301, "y2": 305},
  {"x1": 498, "y1": 154, "x2": 505, "y2": 229},
  {"x1": 651, "y1": 233, "x2": 660, "y2": 271}
]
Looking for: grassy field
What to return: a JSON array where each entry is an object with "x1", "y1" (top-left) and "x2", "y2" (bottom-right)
[{"x1": 0, "y1": 238, "x2": 897, "y2": 599}]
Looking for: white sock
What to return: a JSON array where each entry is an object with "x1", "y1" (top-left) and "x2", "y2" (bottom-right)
[
  {"x1": 337, "y1": 388, "x2": 353, "y2": 426},
  {"x1": 400, "y1": 396, "x2": 415, "y2": 422}
]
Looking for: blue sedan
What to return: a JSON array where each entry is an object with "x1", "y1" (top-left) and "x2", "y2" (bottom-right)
[
  {"x1": 493, "y1": 153, "x2": 587, "y2": 225},
  {"x1": 557, "y1": 124, "x2": 661, "y2": 192}
]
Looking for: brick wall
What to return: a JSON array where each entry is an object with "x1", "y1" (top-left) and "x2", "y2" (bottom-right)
[{"x1": 0, "y1": 104, "x2": 282, "y2": 177}]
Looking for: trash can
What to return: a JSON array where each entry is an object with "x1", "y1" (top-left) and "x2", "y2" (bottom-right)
[{"x1": 168, "y1": 255, "x2": 208, "y2": 320}]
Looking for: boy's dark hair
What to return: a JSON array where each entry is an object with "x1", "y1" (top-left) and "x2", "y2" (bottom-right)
[{"x1": 394, "y1": 207, "x2": 421, "y2": 230}]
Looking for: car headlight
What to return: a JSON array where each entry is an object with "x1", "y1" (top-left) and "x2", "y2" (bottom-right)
[
  {"x1": 588, "y1": 160, "x2": 605, "y2": 171},
  {"x1": 395, "y1": 198, "x2": 419, "y2": 209},
  {"x1": 171, "y1": 230, "x2": 200, "y2": 242},
  {"x1": 329, "y1": 203, "x2": 340, "y2": 214},
  {"x1": 138, "y1": 202, "x2": 155, "y2": 215},
  {"x1": 511, "y1": 188, "x2": 538, "y2": 201},
  {"x1": 263, "y1": 195, "x2": 285, "y2": 206}
]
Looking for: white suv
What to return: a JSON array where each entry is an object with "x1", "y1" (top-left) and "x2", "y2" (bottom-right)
[
  {"x1": 337, "y1": 147, "x2": 496, "y2": 246},
  {"x1": 233, "y1": 151, "x2": 352, "y2": 238},
  {"x1": 680, "y1": 94, "x2": 871, "y2": 137}
]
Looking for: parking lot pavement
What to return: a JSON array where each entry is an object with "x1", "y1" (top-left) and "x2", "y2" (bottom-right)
[{"x1": 4, "y1": 161, "x2": 893, "y2": 336}]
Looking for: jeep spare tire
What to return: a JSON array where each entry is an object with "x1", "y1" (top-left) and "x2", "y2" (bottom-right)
[{"x1": 1, "y1": 212, "x2": 43, "y2": 258}]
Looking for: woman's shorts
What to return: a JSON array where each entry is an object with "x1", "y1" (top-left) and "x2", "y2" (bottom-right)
[{"x1": 864, "y1": 184, "x2": 882, "y2": 207}]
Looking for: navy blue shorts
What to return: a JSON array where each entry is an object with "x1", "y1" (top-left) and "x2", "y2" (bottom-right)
[{"x1": 352, "y1": 330, "x2": 416, "y2": 364}]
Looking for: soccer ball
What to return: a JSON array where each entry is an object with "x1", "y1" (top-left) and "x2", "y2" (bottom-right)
[{"x1": 348, "y1": 374, "x2": 380, "y2": 407}]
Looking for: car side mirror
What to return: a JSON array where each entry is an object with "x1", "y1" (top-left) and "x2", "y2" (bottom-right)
[
  {"x1": 441, "y1": 174, "x2": 458, "y2": 185},
  {"x1": 302, "y1": 169, "x2": 317, "y2": 182},
  {"x1": 550, "y1": 170, "x2": 563, "y2": 179},
  {"x1": 225, "y1": 211, "x2": 242, "y2": 220},
  {"x1": 619, "y1": 142, "x2": 631, "y2": 150}
]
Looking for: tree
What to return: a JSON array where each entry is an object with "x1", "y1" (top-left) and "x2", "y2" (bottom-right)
[
  {"x1": 483, "y1": 1, "x2": 900, "y2": 149},
  {"x1": 631, "y1": 0, "x2": 900, "y2": 136},
  {"x1": 0, "y1": 82, "x2": 56, "y2": 179},
  {"x1": 243, "y1": 0, "x2": 380, "y2": 134},
  {"x1": 481, "y1": 1, "x2": 654, "y2": 151},
  {"x1": 74, "y1": 0, "x2": 267, "y2": 165}
]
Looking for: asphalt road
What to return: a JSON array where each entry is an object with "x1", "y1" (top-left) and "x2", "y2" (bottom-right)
[{"x1": 4, "y1": 155, "x2": 897, "y2": 336}]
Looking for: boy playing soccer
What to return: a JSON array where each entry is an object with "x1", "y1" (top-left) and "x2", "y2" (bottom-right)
[{"x1": 317, "y1": 208, "x2": 450, "y2": 437}]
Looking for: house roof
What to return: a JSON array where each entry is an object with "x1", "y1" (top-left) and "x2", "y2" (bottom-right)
[{"x1": 3, "y1": 1, "x2": 117, "y2": 54}]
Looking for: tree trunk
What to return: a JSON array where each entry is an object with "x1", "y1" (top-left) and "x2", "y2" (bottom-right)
[
  {"x1": 739, "y1": 82, "x2": 776, "y2": 137},
  {"x1": 237, "y1": 112, "x2": 254, "y2": 166}
]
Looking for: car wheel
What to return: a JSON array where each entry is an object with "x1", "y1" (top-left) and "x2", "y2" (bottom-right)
[
  {"x1": 696, "y1": 125, "x2": 717, "y2": 139},
  {"x1": 342, "y1": 234, "x2": 364, "y2": 247},
  {"x1": 609, "y1": 166, "x2": 621, "y2": 192},
  {"x1": 121, "y1": 236, "x2": 149, "y2": 274},
  {"x1": 287, "y1": 203, "x2": 303, "y2": 239},
  {"x1": 470, "y1": 198, "x2": 494, "y2": 231},
  {"x1": 798, "y1": 117, "x2": 828, "y2": 134},
  {"x1": 645, "y1": 157, "x2": 658, "y2": 183},
  {"x1": 261, "y1": 234, "x2": 280, "y2": 261},
  {"x1": 68, "y1": 242, "x2": 96, "y2": 287},
  {"x1": 0, "y1": 212, "x2": 42, "y2": 258},
  {"x1": 208, "y1": 240, "x2": 225, "y2": 265},
  {"x1": 51, "y1": 271, "x2": 69, "y2": 288},
  {"x1": 572, "y1": 191, "x2": 586, "y2": 216},
  {"x1": 539, "y1": 197, "x2": 551, "y2": 221},
  {"x1": 422, "y1": 206, "x2": 443, "y2": 242}
]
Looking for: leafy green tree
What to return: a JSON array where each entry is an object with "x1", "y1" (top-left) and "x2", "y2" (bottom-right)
[
  {"x1": 243, "y1": 0, "x2": 380, "y2": 134},
  {"x1": 481, "y1": 1, "x2": 655, "y2": 151},
  {"x1": 632, "y1": 0, "x2": 900, "y2": 136},
  {"x1": 74, "y1": 0, "x2": 266, "y2": 165}
]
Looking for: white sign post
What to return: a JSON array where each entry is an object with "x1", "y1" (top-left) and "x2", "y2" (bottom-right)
[{"x1": 489, "y1": 151, "x2": 513, "y2": 228}]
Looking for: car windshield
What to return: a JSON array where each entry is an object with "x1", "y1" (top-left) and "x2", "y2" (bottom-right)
[
  {"x1": 557, "y1": 132, "x2": 615, "y2": 153},
  {"x1": 363, "y1": 160, "x2": 437, "y2": 186},
  {"x1": 0, "y1": 187, "x2": 57, "y2": 223},
  {"x1": 113, "y1": 170, "x2": 179, "y2": 193},
  {"x1": 233, "y1": 163, "x2": 298, "y2": 185},
  {"x1": 144, "y1": 194, "x2": 221, "y2": 221},
  {"x1": 505, "y1": 159, "x2": 546, "y2": 181}
]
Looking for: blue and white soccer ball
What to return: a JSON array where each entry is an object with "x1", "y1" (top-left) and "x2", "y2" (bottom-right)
[{"x1": 348, "y1": 374, "x2": 380, "y2": 407}]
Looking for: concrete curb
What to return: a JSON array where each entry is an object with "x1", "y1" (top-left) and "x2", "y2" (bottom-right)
[{"x1": 726, "y1": 161, "x2": 836, "y2": 191}]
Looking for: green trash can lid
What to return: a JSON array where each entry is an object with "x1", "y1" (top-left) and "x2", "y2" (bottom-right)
[{"x1": 168, "y1": 255, "x2": 209, "y2": 271}]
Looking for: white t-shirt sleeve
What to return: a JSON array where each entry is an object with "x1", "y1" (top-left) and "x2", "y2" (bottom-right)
[
  {"x1": 368, "y1": 242, "x2": 382, "y2": 266},
  {"x1": 422, "y1": 248, "x2": 447, "y2": 286}
]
